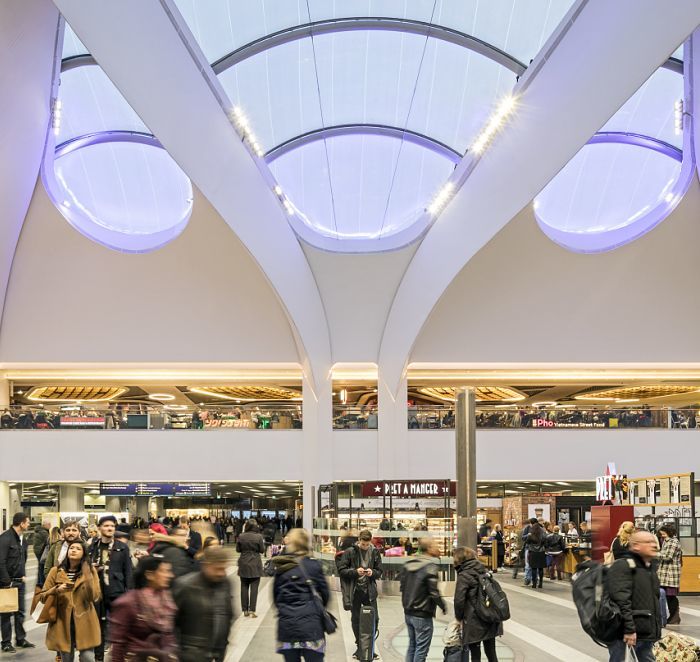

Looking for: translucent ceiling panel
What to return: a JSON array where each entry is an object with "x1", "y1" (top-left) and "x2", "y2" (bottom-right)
[
  {"x1": 601, "y1": 68, "x2": 683, "y2": 149},
  {"x1": 535, "y1": 142, "x2": 682, "y2": 246},
  {"x1": 218, "y1": 38, "x2": 321, "y2": 150},
  {"x1": 62, "y1": 22, "x2": 89, "y2": 59},
  {"x1": 57, "y1": 66, "x2": 149, "y2": 144},
  {"x1": 51, "y1": 142, "x2": 193, "y2": 245},
  {"x1": 269, "y1": 134, "x2": 454, "y2": 239},
  {"x1": 221, "y1": 32, "x2": 514, "y2": 153},
  {"x1": 174, "y1": 0, "x2": 573, "y2": 65}
]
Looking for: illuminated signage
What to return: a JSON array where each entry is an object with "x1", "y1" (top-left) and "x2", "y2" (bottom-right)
[{"x1": 362, "y1": 481, "x2": 455, "y2": 498}]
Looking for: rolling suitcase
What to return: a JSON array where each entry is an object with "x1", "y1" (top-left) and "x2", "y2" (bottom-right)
[{"x1": 358, "y1": 605, "x2": 376, "y2": 661}]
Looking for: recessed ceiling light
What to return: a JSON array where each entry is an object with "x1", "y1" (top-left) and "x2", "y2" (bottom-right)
[
  {"x1": 556, "y1": 482, "x2": 571, "y2": 486},
  {"x1": 149, "y1": 393, "x2": 175, "y2": 401}
]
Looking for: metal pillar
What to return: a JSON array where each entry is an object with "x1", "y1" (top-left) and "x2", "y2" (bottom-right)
[{"x1": 456, "y1": 388, "x2": 477, "y2": 549}]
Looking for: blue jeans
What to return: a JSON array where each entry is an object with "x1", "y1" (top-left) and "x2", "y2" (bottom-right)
[
  {"x1": 523, "y1": 549, "x2": 531, "y2": 583},
  {"x1": 405, "y1": 614, "x2": 434, "y2": 662},
  {"x1": 608, "y1": 639, "x2": 655, "y2": 662}
]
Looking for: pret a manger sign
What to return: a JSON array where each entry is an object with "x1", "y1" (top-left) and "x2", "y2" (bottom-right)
[{"x1": 362, "y1": 481, "x2": 455, "y2": 497}]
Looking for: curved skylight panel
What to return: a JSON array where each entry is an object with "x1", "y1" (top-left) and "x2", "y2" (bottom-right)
[
  {"x1": 62, "y1": 23, "x2": 89, "y2": 59},
  {"x1": 51, "y1": 141, "x2": 192, "y2": 247},
  {"x1": 269, "y1": 134, "x2": 454, "y2": 239},
  {"x1": 219, "y1": 32, "x2": 513, "y2": 153},
  {"x1": 57, "y1": 66, "x2": 148, "y2": 144},
  {"x1": 601, "y1": 67, "x2": 683, "y2": 149},
  {"x1": 174, "y1": 0, "x2": 573, "y2": 65}
]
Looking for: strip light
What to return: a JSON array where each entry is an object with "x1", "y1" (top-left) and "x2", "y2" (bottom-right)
[
  {"x1": 427, "y1": 182, "x2": 455, "y2": 216},
  {"x1": 471, "y1": 95, "x2": 517, "y2": 155},
  {"x1": 52, "y1": 99, "x2": 62, "y2": 136},
  {"x1": 230, "y1": 106, "x2": 264, "y2": 157},
  {"x1": 674, "y1": 99, "x2": 684, "y2": 135},
  {"x1": 271, "y1": 183, "x2": 296, "y2": 216}
]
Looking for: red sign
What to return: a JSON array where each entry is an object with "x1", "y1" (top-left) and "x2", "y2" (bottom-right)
[{"x1": 362, "y1": 481, "x2": 455, "y2": 498}]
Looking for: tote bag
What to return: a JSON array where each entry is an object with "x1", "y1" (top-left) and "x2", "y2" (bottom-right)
[{"x1": 0, "y1": 587, "x2": 18, "y2": 613}]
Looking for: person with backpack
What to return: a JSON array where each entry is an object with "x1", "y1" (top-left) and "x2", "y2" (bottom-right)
[
  {"x1": 453, "y1": 547, "x2": 506, "y2": 662},
  {"x1": 657, "y1": 523, "x2": 682, "y2": 625},
  {"x1": 525, "y1": 521, "x2": 547, "y2": 589},
  {"x1": 399, "y1": 538, "x2": 447, "y2": 662},
  {"x1": 545, "y1": 525, "x2": 567, "y2": 580},
  {"x1": 606, "y1": 530, "x2": 662, "y2": 661}
]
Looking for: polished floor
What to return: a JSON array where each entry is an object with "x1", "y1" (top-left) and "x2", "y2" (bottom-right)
[{"x1": 10, "y1": 557, "x2": 700, "y2": 661}]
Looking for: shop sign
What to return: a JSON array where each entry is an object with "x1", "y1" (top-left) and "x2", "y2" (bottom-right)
[
  {"x1": 361, "y1": 481, "x2": 455, "y2": 497},
  {"x1": 531, "y1": 419, "x2": 605, "y2": 428},
  {"x1": 60, "y1": 416, "x2": 105, "y2": 428}
]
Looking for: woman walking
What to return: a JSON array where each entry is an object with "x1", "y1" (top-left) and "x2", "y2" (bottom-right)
[
  {"x1": 39, "y1": 541, "x2": 101, "y2": 661},
  {"x1": 526, "y1": 521, "x2": 547, "y2": 589},
  {"x1": 493, "y1": 524, "x2": 505, "y2": 570},
  {"x1": 237, "y1": 520, "x2": 265, "y2": 618},
  {"x1": 453, "y1": 547, "x2": 502, "y2": 662},
  {"x1": 271, "y1": 529, "x2": 330, "y2": 661},
  {"x1": 657, "y1": 523, "x2": 682, "y2": 624},
  {"x1": 611, "y1": 521, "x2": 635, "y2": 560},
  {"x1": 108, "y1": 556, "x2": 178, "y2": 661}
]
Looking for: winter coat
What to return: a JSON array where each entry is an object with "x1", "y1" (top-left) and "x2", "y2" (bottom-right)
[
  {"x1": 336, "y1": 544, "x2": 384, "y2": 610},
  {"x1": 87, "y1": 539, "x2": 134, "y2": 601},
  {"x1": 453, "y1": 559, "x2": 503, "y2": 645},
  {"x1": 526, "y1": 527, "x2": 547, "y2": 569},
  {"x1": 0, "y1": 528, "x2": 27, "y2": 586},
  {"x1": 150, "y1": 539, "x2": 196, "y2": 579},
  {"x1": 545, "y1": 532, "x2": 566, "y2": 554},
  {"x1": 657, "y1": 536, "x2": 682, "y2": 588},
  {"x1": 272, "y1": 554, "x2": 329, "y2": 643},
  {"x1": 172, "y1": 571, "x2": 234, "y2": 660},
  {"x1": 607, "y1": 551, "x2": 662, "y2": 641},
  {"x1": 40, "y1": 565, "x2": 101, "y2": 653},
  {"x1": 611, "y1": 536, "x2": 629, "y2": 560},
  {"x1": 32, "y1": 526, "x2": 49, "y2": 559},
  {"x1": 236, "y1": 531, "x2": 265, "y2": 578},
  {"x1": 400, "y1": 555, "x2": 445, "y2": 618}
]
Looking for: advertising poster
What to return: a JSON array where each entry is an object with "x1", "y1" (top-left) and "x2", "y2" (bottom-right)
[{"x1": 527, "y1": 504, "x2": 550, "y2": 523}]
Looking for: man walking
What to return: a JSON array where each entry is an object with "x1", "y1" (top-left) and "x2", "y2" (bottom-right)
[
  {"x1": 0, "y1": 512, "x2": 34, "y2": 653},
  {"x1": 521, "y1": 518, "x2": 537, "y2": 586},
  {"x1": 173, "y1": 545, "x2": 234, "y2": 661},
  {"x1": 44, "y1": 518, "x2": 81, "y2": 576},
  {"x1": 400, "y1": 539, "x2": 447, "y2": 662},
  {"x1": 606, "y1": 530, "x2": 662, "y2": 662},
  {"x1": 89, "y1": 514, "x2": 133, "y2": 661},
  {"x1": 337, "y1": 529, "x2": 383, "y2": 660}
]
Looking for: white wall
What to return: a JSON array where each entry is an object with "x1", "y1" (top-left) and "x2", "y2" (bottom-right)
[
  {"x1": 0, "y1": 430, "x2": 304, "y2": 482},
  {"x1": 412, "y1": 180, "x2": 700, "y2": 363},
  {"x1": 0, "y1": 183, "x2": 299, "y2": 363},
  {"x1": 332, "y1": 431, "x2": 378, "y2": 480}
]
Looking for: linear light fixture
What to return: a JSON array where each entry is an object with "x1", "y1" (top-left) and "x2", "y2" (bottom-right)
[
  {"x1": 674, "y1": 99, "x2": 684, "y2": 135},
  {"x1": 52, "y1": 99, "x2": 62, "y2": 136},
  {"x1": 470, "y1": 95, "x2": 517, "y2": 155},
  {"x1": 426, "y1": 182, "x2": 455, "y2": 216},
  {"x1": 230, "y1": 106, "x2": 264, "y2": 157}
]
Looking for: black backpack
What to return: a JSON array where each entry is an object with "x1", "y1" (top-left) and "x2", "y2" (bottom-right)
[
  {"x1": 474, "y1": 571, "x2": 510, "y2": 624},
  {"x1": 571, "y1": 559, "x2": 634, "y2": 646}
]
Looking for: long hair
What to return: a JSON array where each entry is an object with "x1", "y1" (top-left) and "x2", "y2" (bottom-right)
[{"x1": 59, "y1": 541, "x2": 90, "y2": 579}]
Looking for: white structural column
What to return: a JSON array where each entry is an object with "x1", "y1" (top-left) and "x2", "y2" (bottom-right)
[
  {"x1": 105, "y1": 496, "x2": 122, "y2": 514},
  {"x1": 51, "y1": 0, "x2": 332, "y2": 391},
  {"x1": 379, "y1": 1, "x2": 700, "y2": 394},
  {"x1": 0, "y1": 482, "x2": 10, "y2": 531},
  {"x1": 377, "y1": 373, "x2": 409, "y2": 480},
  {"x1": 302, "y1": 370, "x2": 333, "y2": 531},
  {"x1": 59, "y1": 485, "x2": 84, "y2": 512},
  {"x1": 692, "y1": 30, "x2": 700, "y2": 180}
]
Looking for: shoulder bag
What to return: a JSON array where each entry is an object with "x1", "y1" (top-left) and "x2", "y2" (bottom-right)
[{"x1": 297, "y1": 559, "x2": 337, "y2": 634}]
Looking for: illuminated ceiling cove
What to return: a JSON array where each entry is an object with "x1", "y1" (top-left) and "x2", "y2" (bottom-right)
[
  {"x1": 42, "y1": 22, "x2": 194, "y2": 253},
  {"x1": 173, "y1": 0, "x2": 575, "y2": 250},
  {"x1": 535, "y1": 51, "x2": 695, "y2": 253}
]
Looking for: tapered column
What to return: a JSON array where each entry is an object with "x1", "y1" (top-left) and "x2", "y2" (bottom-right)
[
  {"x1": 456, "y1": 389, "x2": 477, "y2": 549},
  {"x1": 0, "y1": 482, "x2": 10, "y2": 531},
  {"x1": 377, "y1": 373, "x2": 408, "y2": 479},
  {"x1": 59, "y1": 485, "x2": 84, "y2": 513}
]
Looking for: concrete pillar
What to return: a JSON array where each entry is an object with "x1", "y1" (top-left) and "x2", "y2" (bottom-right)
[
  {"x1": 0, "y1": 379, "x2": 10, "y2": 408},
  {"x1": 0, "y1": 482, "x2": 10, "y2": 531},
  {"x1": 456, "y1": 389, "x2": 477, "y2": 549},
  {"x1": 9, "y1": 488, "x2": 21, "y2": 515},
  {"x1": 59, "y1": 485, "x2": 84, "y2": 513},
  {"x1": 302, "y1": 369, "x2": 332, "y2": 531},
  {"x1": 135, "y1": 497, "x2": 149, "y2": 520},
  {"x1": 105, "y1": 496, "x2": 122, "y2": 514},
  {"x1": 150, "y1": 497, "x2": 164, "y2": 518},
  {"x1": 377, "y1": 372, "x2": 409, "y2": 479}
]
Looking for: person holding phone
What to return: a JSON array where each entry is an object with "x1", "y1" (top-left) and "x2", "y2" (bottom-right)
[{"x1": 40, "y1": 541, "x2": 101, "y2": 661}]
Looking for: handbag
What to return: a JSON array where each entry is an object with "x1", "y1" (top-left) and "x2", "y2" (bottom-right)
[
  {"x1": 0, "y1": 587, "x2": 18, "y2": 613},
  {"x1": 625, "y1": 644, "x2": 639, "y2": 661},
  {"x1": 297, "y1": 559, "x2": 337, "y2": 634},
  {"x1": 30, "y1": 587, "x2": 57, "y2": 624}
]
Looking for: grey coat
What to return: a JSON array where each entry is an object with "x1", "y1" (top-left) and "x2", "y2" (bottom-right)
[{"x1": 236, "y1": 532, "x2": 265, "y2": 578}]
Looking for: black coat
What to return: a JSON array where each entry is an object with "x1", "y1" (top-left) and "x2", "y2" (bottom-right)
[
  {"x1": 612, "y1": 537, "x2": 629, "y2": 560},
  {"x1": 236, "y1": 531, "x2": 265, "y2": 578},
  {"x1": 87, "y1": 539, "x2": 133, "y2": 601},
  {"x1": 0, "y1": 528, "x2": 27, "y2": 586},
  {"x1": 526, "y1": 528, "x2": 547, "y2": 569},
  {"x1": 173, "y1": 571, "x2": 234, "y2": 660},
  {"x1": 453, "y1": 559, "x2": 503, "y2": 645},
  {"x1": 400, "y1": 556, "x2": 445, "y2": 618},
  {"x1": 151, "y1": 540, "x2": 196, "y2": 579},
  {"x1": 336, "y1": 544, "x2": 384, "y2": 609},
  {"x1": 607, "y1": 552, "x2": 662, "y2": 641},
  {"x1": 273, "y1": 556, "x2": 329, "y2": 643}
]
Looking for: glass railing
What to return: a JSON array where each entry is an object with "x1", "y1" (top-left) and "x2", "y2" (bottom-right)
[
  {"x1": 0, "y1": 404, "x2": 302, "y2": 430},
  {"x1": 332, "y1": 405, "x2": 378, "y2": 430},
  {"x1": 408, "y1": 406, "x2": 686, "y2": 430}
]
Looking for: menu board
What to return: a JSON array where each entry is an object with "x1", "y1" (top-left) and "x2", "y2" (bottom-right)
[{"x1": 625, "y1": 473, "x2": 694, "y2": 509}]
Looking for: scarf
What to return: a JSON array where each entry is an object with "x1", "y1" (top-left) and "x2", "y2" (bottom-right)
[
  {"x1": 271, "y1": 551, "x2": 306, "y2": 575},
  {"x1": 137, "y1": 588, "x2": 177, "y2": 634}
]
